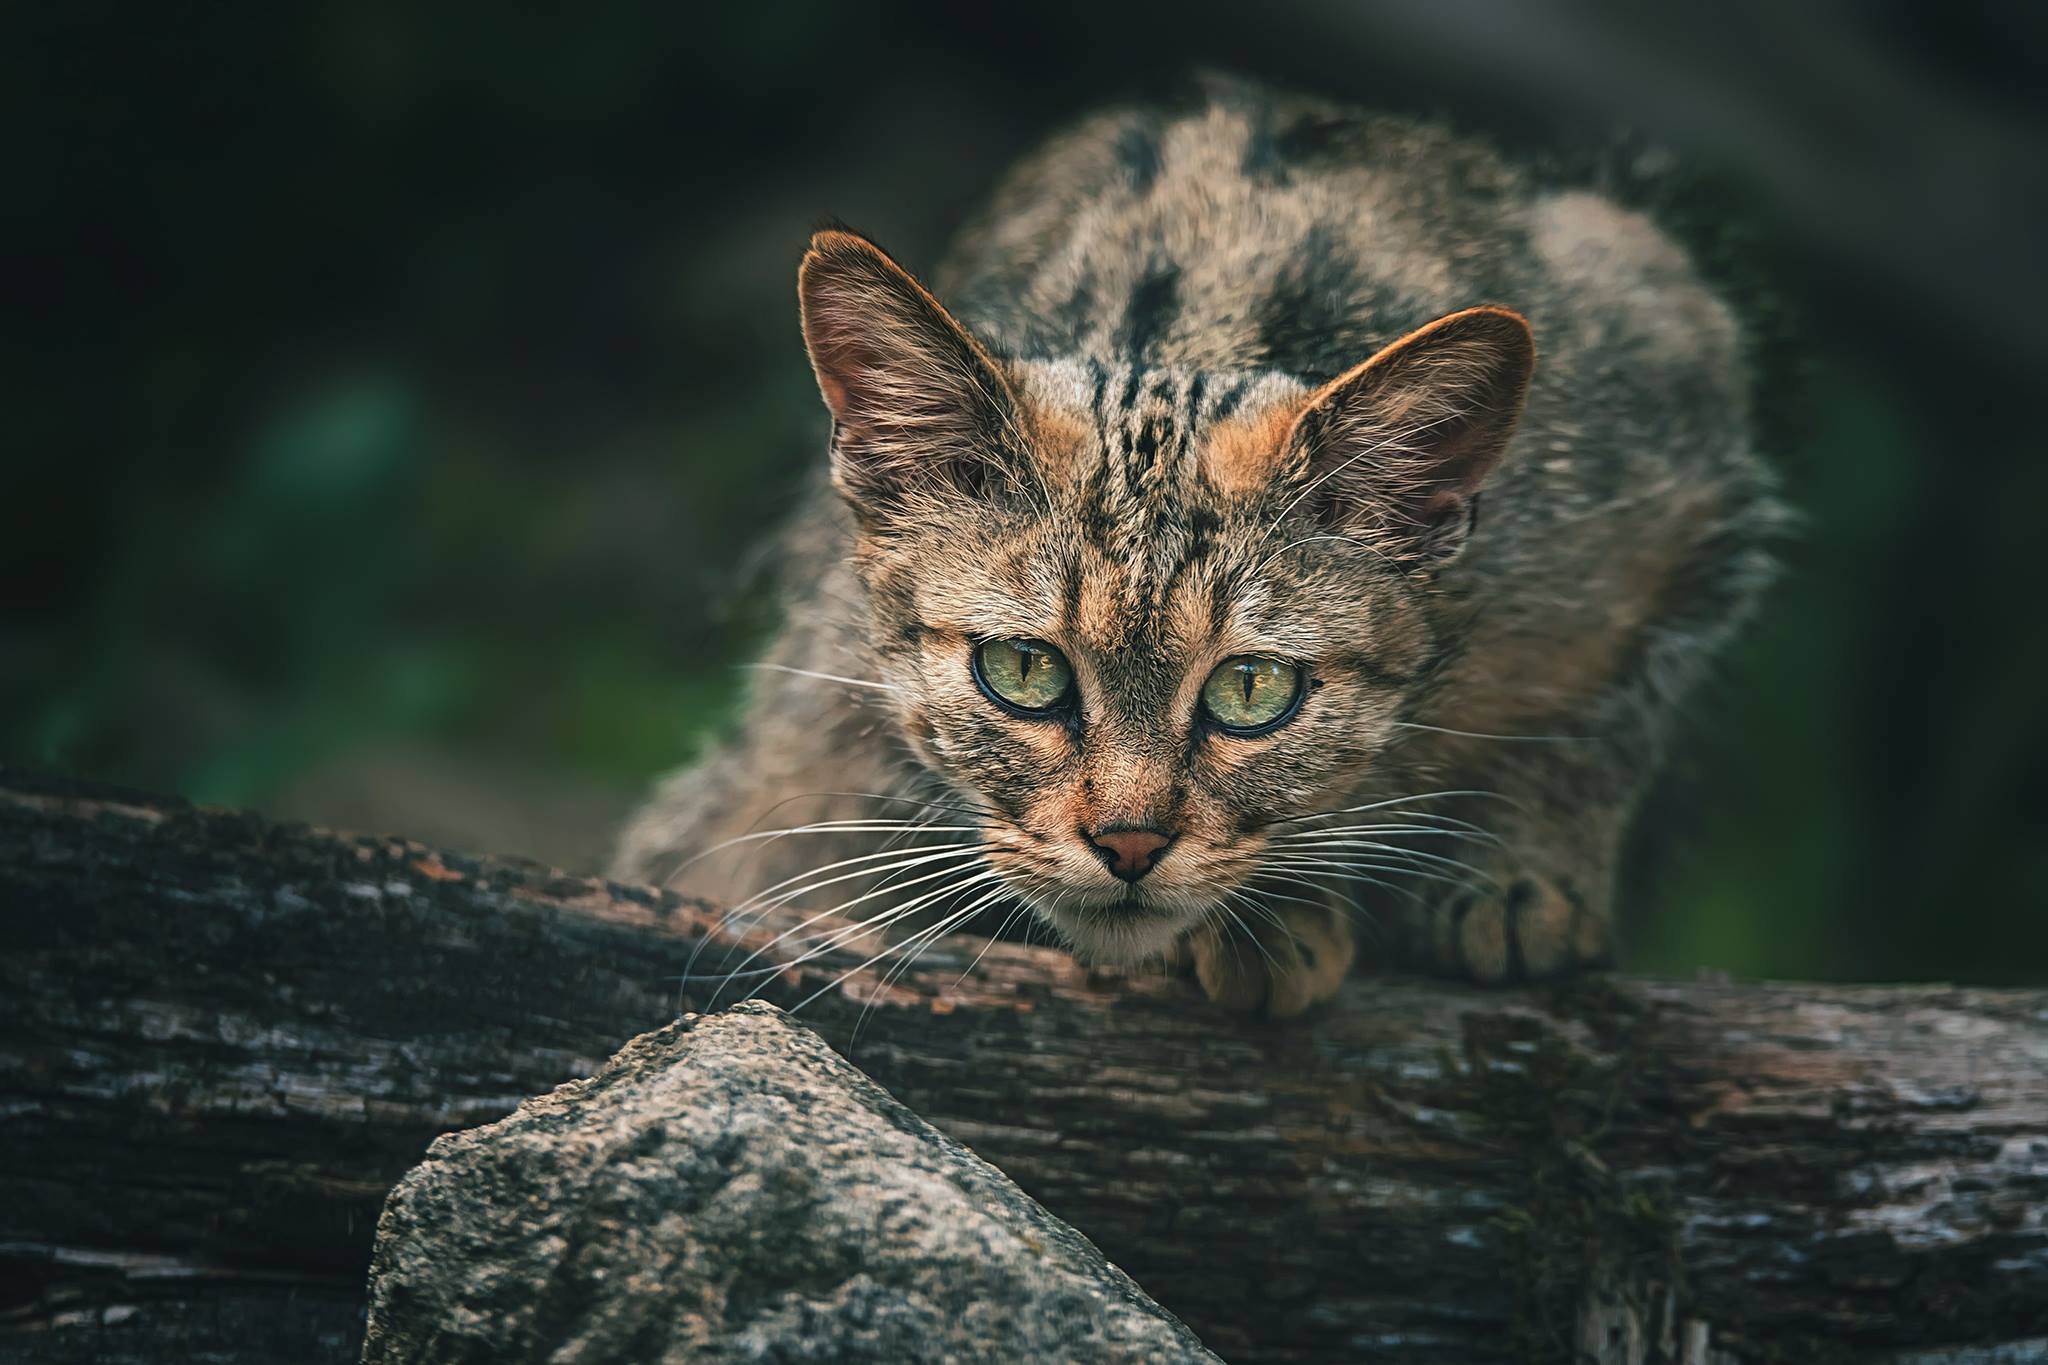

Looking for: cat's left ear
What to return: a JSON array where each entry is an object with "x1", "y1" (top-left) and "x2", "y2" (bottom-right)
[
  {"x1": 798, "y1": 228, "x2": 1024, "y2": 523},
  {"x1": 1283, "y1": 306, "x2": 1535, "y2": 567}
]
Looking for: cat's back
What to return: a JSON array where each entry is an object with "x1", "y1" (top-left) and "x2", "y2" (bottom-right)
[
  {"x1": 940, "y1": 83, "x2": 1521, "y2": 377},
  {"x1": 939, "y1": 79, "x2": 1747, "y2": 444}
]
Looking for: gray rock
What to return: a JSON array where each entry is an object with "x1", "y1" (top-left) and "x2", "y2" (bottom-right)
[{"x1": 361, "y1": 1001, "x2": 1220, "y2": 1363}]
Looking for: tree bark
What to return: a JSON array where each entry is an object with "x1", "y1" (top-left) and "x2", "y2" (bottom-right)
[{"x1": 2, "y1": 770, "x2": 2044, "y2": 1363}]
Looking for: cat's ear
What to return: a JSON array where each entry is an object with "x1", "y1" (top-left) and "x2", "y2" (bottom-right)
[
  {"x1": 1282, "y1": 306, "x2": 1535, "y2": 567},
  {"x1": 798, "y1": 228, "x2": 1022, "y2": 520}
]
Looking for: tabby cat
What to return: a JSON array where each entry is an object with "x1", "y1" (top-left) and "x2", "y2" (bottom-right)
[{"x1": 614, "y1": 78, "x2": 1777, "y2": 1015}]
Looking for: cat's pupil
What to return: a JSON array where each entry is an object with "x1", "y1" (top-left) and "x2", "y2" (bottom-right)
[
  {"x1": 1019, "y1": 649, "x2": 1035, "y2": 682},
  {"x1": 1241, "y1": 668, "x2": 1256, "y2": 706}
]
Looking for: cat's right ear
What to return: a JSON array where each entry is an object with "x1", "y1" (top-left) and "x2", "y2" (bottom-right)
[{"x1": 798, "y1": 229, "x2": 1023, "y2": 522}]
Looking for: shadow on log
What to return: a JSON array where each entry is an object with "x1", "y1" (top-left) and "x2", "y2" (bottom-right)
[{"x1": 2, "y1": 770, "x2": 2045, "y2": 1363}]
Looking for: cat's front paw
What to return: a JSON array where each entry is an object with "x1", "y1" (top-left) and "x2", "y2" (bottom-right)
[
  {"x1": 1187, "y1": 902, "x2": 1355, "y2": 1017},
  {"x1": 1442, "y1": 872, "x2": 1612, "y2": 984}
]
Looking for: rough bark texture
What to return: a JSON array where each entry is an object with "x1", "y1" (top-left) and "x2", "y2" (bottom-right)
[
  {"x1": 362, "y1": 1004, "x2": 1219, "y2": 1363},
  {"x1": 2, "y1": 770, "x2": 2045, "y2": 1363}
]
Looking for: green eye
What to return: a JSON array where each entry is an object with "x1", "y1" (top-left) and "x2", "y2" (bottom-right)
[
  {"x1": 1201, "y1": 656, "x2": 1305, "y2": 734},
  {"x1": 973, "y1": 638, "x2": 1075, "y2": 714}
]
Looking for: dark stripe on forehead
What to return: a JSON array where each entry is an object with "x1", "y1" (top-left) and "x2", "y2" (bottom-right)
[
  {"x1": 1210, "y1": 376, "x2": 1250, "y2": 422},
  {"x1": 1116, "y1": 365, "x2": 1141, "y2": 415},
  {"x1": 1120, "y1": 263, "x2": 1181, "y2": 364},
  {"x1": 1129, "y1": 420, "x2": 1159, "y2": 472}
]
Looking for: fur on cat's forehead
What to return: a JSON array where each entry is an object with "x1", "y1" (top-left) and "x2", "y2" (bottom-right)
[
  {"x1": 1006, "y1": 356, "x2": 1323, "y2": 578},
  {"x1": 1014, "y1": 358, "x2": 1308, "y2": 491},
  {"x1": 886, "y1": 358, "x2": 1396, "y2": 667}
]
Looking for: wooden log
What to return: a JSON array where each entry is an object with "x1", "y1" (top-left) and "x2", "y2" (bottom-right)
[{"x1": 1, "y1": 770, "x2": 2044, "y2": 1363}]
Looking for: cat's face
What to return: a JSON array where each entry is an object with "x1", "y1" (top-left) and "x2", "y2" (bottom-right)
[{"x1": 800, "y1": 230, "x2": 1531, "y2": 964}]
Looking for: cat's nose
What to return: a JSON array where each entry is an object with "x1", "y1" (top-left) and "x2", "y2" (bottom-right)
[{"x1": 1088, "y1": 826, "x2": 1174, "y2": 883}]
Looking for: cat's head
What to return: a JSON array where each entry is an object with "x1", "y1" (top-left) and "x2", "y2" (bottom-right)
[{"x1": 797, "y1": 229, "x2": 1533, "y2": 965}]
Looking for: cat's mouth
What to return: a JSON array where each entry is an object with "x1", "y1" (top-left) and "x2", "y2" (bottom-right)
[
  {"x1": 1018, "y1": 876, "x2": 1217, "y2": 966},
  {"x1": 972, "y1": 824, "x2": 1264, "y2": 965}
]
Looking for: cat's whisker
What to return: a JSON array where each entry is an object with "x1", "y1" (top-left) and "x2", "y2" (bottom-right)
[
  {"x1": 1253, "y1": 402, "x2": 1474, "y2": 551},
  {"x1": 707, "y1": 858, "x2": 985, "y2": 981},
  {"x1": 1244, "y1": 870, "x2": 1400, "y2": 943},
  {"x1": 1235, "y1": 877, "x2": 1371, "y2": 923},
  {"x1": 1247, "y1": 531, "x2": 1375, "y2": 580},
  {"x1": 1268, "y1": 789, "x2": 1512, "y2": 827},
  {"x1": 745, "y1": 662, "x2": 902, "y2": 693},
  {"x1": 707, "y1": 857, "x2": 999, "y2": 992},
  {"x1": 721, "y1": 842, "x2": 986, "y2": 918},
  {"x1": 1249, "y1": 863, "x2": 1423, "y2": 914},
  {"x1": 710, "y1": 869, "x2": 1009, "y2": 1009},
  {"x1": 652, "y1": 784, "x2": 997, "y2": 890},
  {"x1": 678, "y1": 907, "x2": 924, "y2": 987},
  {"x1": 714, "y1": 863, "x2": 1001, "y2": 986},
  {"x1": 1391, "y1": 720, "x2": 1593, "y2": 744},
  {"x1": 798, "y1": 892, "x2": 1002, "y2": 1021},
  {"x1": 1260, "y1": 851, "x2": 1476, "y2": 889},
  {"x1": 1264, "y1": 837, "x2": 1492, "y2": 877},
  {"x1": 861, "y1": 884, "x2": 1011, "y2": 1022},
  {"x1": 1261, "y1": 852, "x2": 1494, "y2": 894},
  {"x1": 661, "y1": 817, "x2": 985, "y2": 888},
  {"x1": 742, "y1": 785, "x2": 999, "y2": 827},
  {"x1": 1271, "y1": 821, "x2": 1501, "y2": 847},
  {"x1": 1217, "y1": 904, "x2": 1285, "y2": 975},
  {"x1": 1219, "y1": 889, "x2": 1292, "y2": 942},
  {"x1": 685, "y1": 843, "x2": 984, "y2": 981},
  {"x1": 1269, "y1": 829, "x2": 1489, "y2": 860},
  {"x1": 951, "y1": 896, "x2": 1033, "y2": 992}
]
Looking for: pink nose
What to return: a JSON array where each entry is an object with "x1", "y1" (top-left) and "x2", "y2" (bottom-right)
[{"x1": 1089, "y1": 827, "x2": 1173, "y2": 882}]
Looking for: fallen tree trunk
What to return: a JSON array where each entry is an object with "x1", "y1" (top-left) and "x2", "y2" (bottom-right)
[{"x1": 1, "y1": 769, "x2": 2044, "y2": 1363}]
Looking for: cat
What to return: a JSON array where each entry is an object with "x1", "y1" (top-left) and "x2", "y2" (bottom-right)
[{"x1": 613, "y1": 77, "x2": 1778, "y2": 1016}]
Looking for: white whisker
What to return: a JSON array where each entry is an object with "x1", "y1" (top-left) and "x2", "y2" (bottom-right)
[
  {"x1": 710, "y1": 862, "x2": 1001, "y2": 997},
  {"x1": 746, "y1": 663, "x2": 902, "y2": 693},
  {"x1": 1391, "y1": 720, "x2": 1592, "y2": 743}
]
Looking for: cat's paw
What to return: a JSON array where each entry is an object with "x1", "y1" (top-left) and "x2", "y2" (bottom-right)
[
  {"x1": 1188, "y1": 902, "x2": 1355, "y2": 1017},
  {"x1": 1442, "y1": 872, "x2": 1612, "y2": 984}
]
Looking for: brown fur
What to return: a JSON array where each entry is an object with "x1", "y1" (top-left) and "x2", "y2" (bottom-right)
[{"x1": 614, "y1": 77, "x2": 1779, "y2": 1015}]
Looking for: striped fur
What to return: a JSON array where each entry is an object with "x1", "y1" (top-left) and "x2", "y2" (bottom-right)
[{"x1": 614, "y1": 77, "x2": 1779, "y2": 1014}]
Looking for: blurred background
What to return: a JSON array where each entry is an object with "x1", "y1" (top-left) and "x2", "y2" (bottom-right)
[{"x1": 5, "y1": 2, "x2": 2044, "y2": 983}]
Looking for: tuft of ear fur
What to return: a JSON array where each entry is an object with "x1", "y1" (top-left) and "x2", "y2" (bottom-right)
[
  {"x1": 1282, "y1": 306, "x2": 1535, "y2": 567},
  {"x1": 798, "y1": 229, "x2": 1024, "y2": 523}
]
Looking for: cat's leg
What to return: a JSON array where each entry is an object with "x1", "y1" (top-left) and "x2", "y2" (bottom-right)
[
  {"x1": 1426, "y1": 803, "x2": 1626, "y2": 984},
  {"x1": 1401, "y1": 741, "x2": 1645, "y2": 985},
  {"x1": 1185, "y1": 893, "x2": 1356, "y2": 1017}
]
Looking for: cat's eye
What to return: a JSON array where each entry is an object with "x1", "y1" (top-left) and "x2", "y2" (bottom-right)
[
  {"x1": 1200, "y1": 656, "x2": 1306, "y2": 735},
  {"x1": 973, "y1": 638, "x2": 1075, "y2": 715}
]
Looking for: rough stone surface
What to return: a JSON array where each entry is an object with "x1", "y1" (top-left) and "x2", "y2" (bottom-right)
[{"x1": 360, "y1": 1002, "x2": 1219, "y2": 1364}]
